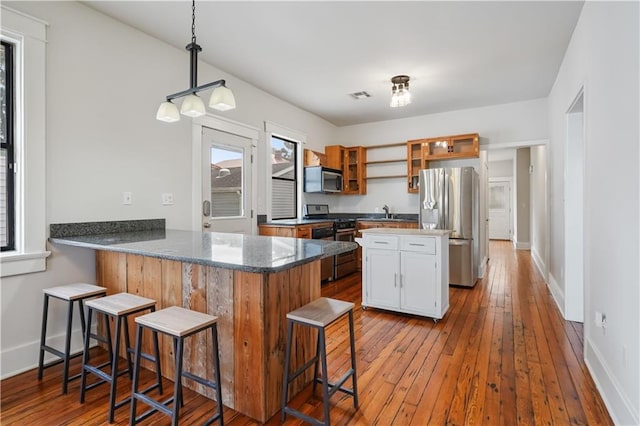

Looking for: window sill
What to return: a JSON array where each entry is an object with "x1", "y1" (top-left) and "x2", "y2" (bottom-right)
[{"x1": 0, "y1": 251, "x2": 51, "y2": 277}]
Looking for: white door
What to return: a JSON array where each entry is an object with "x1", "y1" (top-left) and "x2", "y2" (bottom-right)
[
  {"x1": 400, "y1": 251, "x2": 436, "y2": 316},
  {"x1": 489, "y1": 180, "x2": 512, "y2": 240},
  {"x1": 365, "y1": 249, "x2": 400, "y2": 310},
  {"x1": 202, "y1": 127, "x2": 253, "y2": 234}
]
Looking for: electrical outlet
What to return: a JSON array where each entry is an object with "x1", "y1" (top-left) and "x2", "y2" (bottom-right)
[
  {"x1": 122, "y1": 192, "x2": 132, "y2": 205},
  {"x1": 162, "y1": 193, "x2": 174, "y2": 205},
  {"x1": 594, "y1": 311, "x2": 602, "y2": 326}
]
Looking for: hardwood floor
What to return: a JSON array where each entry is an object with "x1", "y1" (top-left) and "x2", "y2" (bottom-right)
[{"x1": 1, "y1": 241, "x2": 612, "y2": 425}]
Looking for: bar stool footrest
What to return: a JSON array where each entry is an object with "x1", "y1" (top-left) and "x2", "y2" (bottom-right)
[
  {"x1": 286, "y1": 356, "x2": 319, "y2": 385},
  {"x1": 314, "y1": 368, "x2": 356, "y2": 399},
  {"x1": 133, "y1": 394, "x2": 174, "y2": 422},
  {"x1": 283, "y1": 406, "x2": 325, "y2": 426},
  {"x1": 181, "y1": 370, "x2": 219, "y2": 391}
]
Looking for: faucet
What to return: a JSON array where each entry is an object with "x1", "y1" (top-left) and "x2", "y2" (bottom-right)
[{"x1": 382, "y1": 204, "x2": 391, "y2": 219}]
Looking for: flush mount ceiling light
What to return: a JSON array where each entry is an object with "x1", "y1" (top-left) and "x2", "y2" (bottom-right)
[
  {"x1": 390, "y1": 75, "x2": 412, "y2": 108},
  {"x1": 156, "y1": 0, "x2": 236, "y2": 122}
]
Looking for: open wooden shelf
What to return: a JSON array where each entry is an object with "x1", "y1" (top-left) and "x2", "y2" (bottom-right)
[
  {"x1": 365, "y1": 159, "x2": 406, "y2": 165},
  {"x1": 365, "y1": 175, "x2": 407, "y2": 180}
]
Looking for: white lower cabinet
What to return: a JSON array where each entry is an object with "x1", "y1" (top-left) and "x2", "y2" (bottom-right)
[{"x1": 361, "y1": 231, "x2": 449, "y2": 320}]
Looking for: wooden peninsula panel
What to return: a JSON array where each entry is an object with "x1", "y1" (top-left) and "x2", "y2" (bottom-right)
[{"x1": 95, "y1": 250, "x2": 321, "y2": 423}]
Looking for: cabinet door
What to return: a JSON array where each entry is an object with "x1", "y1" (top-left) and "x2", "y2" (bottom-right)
[
  {"x1": 400, "y1": 251, "x2": 437, "y2": 316},
  {"x1": 365, "y1": 248, "x2": 400, "y2": 309}
]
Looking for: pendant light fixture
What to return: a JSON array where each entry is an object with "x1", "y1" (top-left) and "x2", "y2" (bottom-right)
[
  {"x1": 390, "y1": 75, "x2": 411, "y2": 108},
  {"x1": 156, "y1": 0, "x2": 236, "y2": 122}
]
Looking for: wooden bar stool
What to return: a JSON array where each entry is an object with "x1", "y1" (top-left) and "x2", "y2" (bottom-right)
[
  {"x1": 281, "y1": 297, "x2": 359, "y2": 426},
  {"x1": 80, "y1": 292, "x2": 162, "y2": 424},
  {"x1": 38, "y1": 283, "x2": 107, "y2": 394},
  {"x1": 130, "y1": 306, "x2": 223, "y2": 426}
]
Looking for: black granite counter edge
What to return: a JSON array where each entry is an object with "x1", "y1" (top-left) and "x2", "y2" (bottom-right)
[{"x1": 50, "y1": 219, "x2": 165, "y2": 238}]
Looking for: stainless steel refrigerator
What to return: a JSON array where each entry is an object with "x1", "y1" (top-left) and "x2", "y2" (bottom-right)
[{"x1": 419, "y1": 167, "x2": 477, "y2": 287}]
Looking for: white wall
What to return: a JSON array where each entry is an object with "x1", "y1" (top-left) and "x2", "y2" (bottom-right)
[
  {"x1": 330, "y1": 98, "x2": 549, "y2": 214},
  {"x1": 530, "y1": 145, "x2": 547, "y2": 279},
  {"x1": 515, "y1": 148, "x2": 530, "y2": 247},
  {"x1": 547, "y1": 2, "x2": 639, "y2": 423},
  {"x1": 0, "y1": 1, "x2": 337, "y2": 378},
  {"x1": 488, "y1": 160, "x2": 514, "y2": 178}
]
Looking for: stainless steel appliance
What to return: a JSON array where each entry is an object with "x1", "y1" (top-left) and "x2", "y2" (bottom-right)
[
  {"x1": 333, "y1": 218, "x2": 358, "y2": 279},
  {"x1": 419, "y1": 167, "x2": 477, "y2": 287},
  {"x1": 303, "y1": 167, "x2": 343, "y2": 193},
  {"x1": 303, "y1": 204, "x2": 358, "y2": 281},
  {"x1": 311, "y1": 223, "x2": 336, "y2": 282}
]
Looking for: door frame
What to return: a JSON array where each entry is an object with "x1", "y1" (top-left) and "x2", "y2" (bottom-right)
[
  {"x1": 192, "y1": 114, "x2": 259, "y2": 233},
  {"x1": 564, "y1": 86, "x2": 586, "y2": 323},
  {"x1": 488, "y1": 177, "x2": 513, "y2": 241}
]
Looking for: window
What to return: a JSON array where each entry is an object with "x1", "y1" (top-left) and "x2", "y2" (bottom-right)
[
  {"x1": 271, "y1": 135, "x2": 297, "y2": 219},
  {"x1": 1, "y1": 7, "x2": 49, "y2": 277},
  {"x1": 1, "y1": 40, "x2": 15, "y2": 251}
]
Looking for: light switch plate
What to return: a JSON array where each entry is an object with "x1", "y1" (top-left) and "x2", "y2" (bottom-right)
[
  {"x1": 122, "y1": 192, "x2": 133, "y2": 205},
  {"x1": 162, "y1": 193, "x2": 174, "y2": 205}
]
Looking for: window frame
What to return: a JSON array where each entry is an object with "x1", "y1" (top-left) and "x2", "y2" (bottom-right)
[
  {"x1": 0, "y1": 7, "x2": 50, "y2": 277},
  {"x1": 1, "y1": 39, "x2": 16, "y2": 251},
  {"x1": 264, "y1": 121, "x2": 305, "y2": 221},
  {"x1": 270, "y1": 135, "x2": 298, "y2": 220}
]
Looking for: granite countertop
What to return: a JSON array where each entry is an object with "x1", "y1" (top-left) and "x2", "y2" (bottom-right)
[
  {"x1": 360, "y1": 228, "x2": 450, "y2": 237},
  {"x1": 261, "y1": 218, "x2": 334, "y2": 226},
  {"x1": 50, "y1": 229, "x2": 357, "y2": 273}
]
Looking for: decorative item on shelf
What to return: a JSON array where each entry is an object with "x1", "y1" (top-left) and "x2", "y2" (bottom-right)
[
  {"x1": 390, "y1": 75, "x2": 411, "y2": 108},
  {"x1": 156, "y1": 0, "x2": 236, "y2": 122}
]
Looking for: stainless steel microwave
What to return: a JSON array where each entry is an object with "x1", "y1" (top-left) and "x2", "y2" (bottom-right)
[{"x1": 303, "y1": 166, "x2": 343, "y2": 193}]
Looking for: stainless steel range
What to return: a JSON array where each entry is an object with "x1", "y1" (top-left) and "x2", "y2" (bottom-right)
[{"x1": 303, "y1": 204, "x2": 358, "y2": 281}]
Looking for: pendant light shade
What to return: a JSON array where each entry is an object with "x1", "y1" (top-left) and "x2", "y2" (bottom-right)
[
  {"x1": 156, "y1": 0, "x2": 236, "y2": 122},
  {"x1": 390, "y1": 75, "x2": 412, "y2": 108},
  {"x1": 180, "y1": 94, "x2": 206, "y2": 117},
  {"x1": 209, "y1": 84, "x2": 236, "y2": 111},
  {"x1": 156, "y1": 101, "x2": 180, "y2": 123}
]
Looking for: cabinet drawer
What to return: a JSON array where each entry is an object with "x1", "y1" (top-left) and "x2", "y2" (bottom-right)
[
  {"x1": 401, "y1": 237, "x2": 436, "y2": 254},
  {"x1": 297, "y1": 228, "x2": 311, "y2": 239},
  {"x1": 365, "y1": 235, "x2": 399, "y2": 249}
]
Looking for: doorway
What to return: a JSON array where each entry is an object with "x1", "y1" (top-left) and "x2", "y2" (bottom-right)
[
  {"x1": 565, "y1": 89, "x2": 585, "y2": 322},
  {"x1": 202, "y1": 127, "x2": 253, "y2": 234},
  {"x1": 489, "y1": 179, "x2": 512, "y2": 240}
]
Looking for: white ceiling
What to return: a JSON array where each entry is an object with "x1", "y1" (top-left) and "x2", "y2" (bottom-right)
[{"x1": 85, "y1": 1, "x2": 583, "y2": 127}]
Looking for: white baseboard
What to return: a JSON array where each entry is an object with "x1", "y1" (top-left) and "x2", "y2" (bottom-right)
[
  {"x1": 514, "y1": 241, "x2": 531, "y2": 250},
  {"x1": 1, "y1": 327, "x2": 93, "y2": 380},
  {"x1": 547, "y1": 273, "x2": 565, "y2": 318},
  {"x1": 585, "y1": 338, "x2": 640, "y2": 425},
  {"x1": 531, "y1": 246, "x2": 546, "y2": 280}
]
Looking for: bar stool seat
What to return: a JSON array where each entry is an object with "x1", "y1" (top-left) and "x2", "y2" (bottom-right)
[
  {"x1": 130, "y1": 306, "x2": 223, "y2": 426},
  {"x1": 38, "y1": 283, "x2": 107, "y2": 394},
  {"x1": 80, "y1": 293, "x2": 162, "y2": 424},
  {"x1": 281, "y1": 297, "x2": 359, "y2": 426}
]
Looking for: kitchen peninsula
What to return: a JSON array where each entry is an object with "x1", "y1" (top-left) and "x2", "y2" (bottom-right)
[{"x1": 49, "y1": 220, "x2": 357, "y2": 423}]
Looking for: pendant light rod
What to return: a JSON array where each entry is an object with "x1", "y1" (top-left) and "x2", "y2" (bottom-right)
[{"x1": 156, "y1": 0, "x2": 236, "y2": 122}]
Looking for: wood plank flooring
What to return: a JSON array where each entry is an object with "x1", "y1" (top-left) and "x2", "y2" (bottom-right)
[{"x1": 0, "y1": 241, "x2": 612, "y2": 425}]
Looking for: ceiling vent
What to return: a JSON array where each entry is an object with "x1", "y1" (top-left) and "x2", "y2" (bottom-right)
[{"x1": 349, "y1": 91, "x2": 372, "y2": 100}]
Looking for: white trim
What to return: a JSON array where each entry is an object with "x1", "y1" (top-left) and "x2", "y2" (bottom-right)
[
  {"x1": 264, "y1": 121, "x2": 307, "y2": 221},
  {"x1": 478, "y1": 255, "x2": 488, "y2": 278},
  {"x1": 547, "y1": 272, "x2": 565, "y2": 318},
  {"x1": 0, "y1": 7, "x2": 48, "y2": 276},
  {"x1": 530, "y1": 246, "x2": 546, "y2": 281},
  {"x1": 585, "y1": 338, "x2": 640, "y2": 426},
  {"x1": 513, "y1": 241, "x2": 531, "y2": 250},
  {"x1": 191, "y1": 114, "x2": 259, "y2": 232},
  {"x1": 481, "y1": 139, "x2": 549, "y2": 149}
]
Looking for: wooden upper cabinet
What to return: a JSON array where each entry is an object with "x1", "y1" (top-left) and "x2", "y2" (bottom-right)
[
  {"x1": 303, "y1": 149, "x2": 326, "y2": 167},
  {"x1": 406, "y1": 133, "x2": 479, "y2": 193},
  {"x1": 325, "y1": 145, "x2": 366, "y2": 195}
]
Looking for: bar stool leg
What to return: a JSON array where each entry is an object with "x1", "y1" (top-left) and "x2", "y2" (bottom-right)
[
  {"x1": 123, "y1": 317, "x2": 134, "y2": 380},
  {"x1": 129, "y1": 324, "x2": 143, "y2": 426},
  {"x1": 281, "y1": 319, "x2": 294, "y2": 422},
  {"x1": 151, "y1": 329, "x2": 163, "y2": 395},
  {"x1": 108, "y1": 315, "x2": 124, "y2": 423},
  {"x1": 348, "y1": 310, "x2": 359, "y2": 408},
  {"x1": 37, "y1": 294, "x2": 50, "y2": 381},
  {"x1": 319, "y1": 328, "x2": 331, "y2": 426},
  {"x1": 211, "y1": 324, "x2": 223, "y2": 426},
  {"x1": 312, "y1": 330, "x2": 321, "y2": 395},
  {"x1": 61, "y1": 299, "x2": 75, "y2": 394},
  {"x1": 79, "y1": 307, "x2": 94, "y2": 404},
  {"x1": 172, "y1": 337, "x2": 184, "y2": 426}
]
